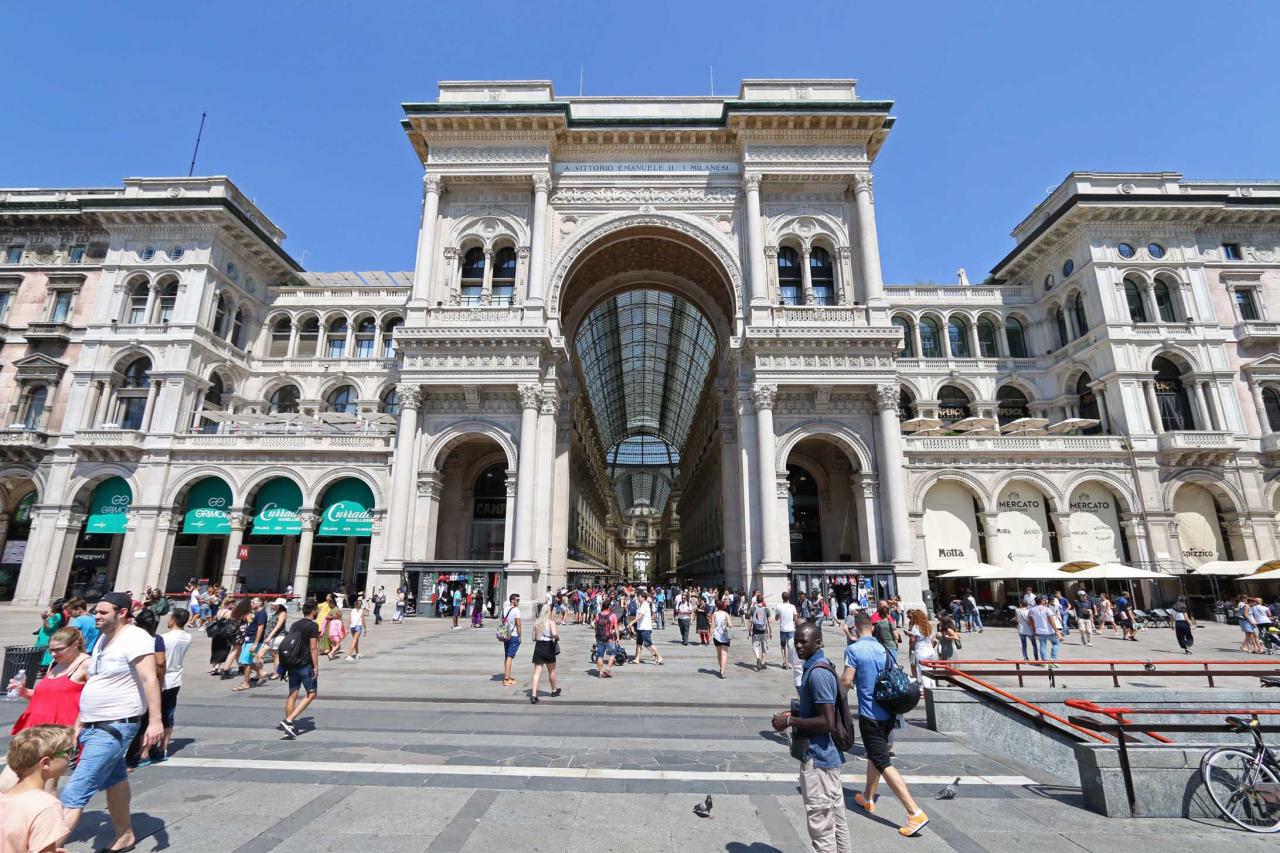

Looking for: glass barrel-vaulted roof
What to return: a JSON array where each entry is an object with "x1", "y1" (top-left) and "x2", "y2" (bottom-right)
[{"x1": 575, "y1": 290, "x2": 716, "y2": 453}]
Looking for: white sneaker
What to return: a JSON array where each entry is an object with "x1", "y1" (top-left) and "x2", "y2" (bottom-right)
[
  {"x1": 353, "y1": 654, "x2": 361, "y2": 659},
  {"x1": 345, "y1": 656, "x2": 354, "y2": 661}
]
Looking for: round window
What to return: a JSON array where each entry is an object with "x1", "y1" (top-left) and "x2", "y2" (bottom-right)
[
  {"x1": 140, "y1": 246, "x2": 156, "y2": 262},
  {"x1": 1043, "y1": 273, "x2": 1055, "y2": 291},
  {"x1": 1062, "y1": 259, "x2": 1074, "y2": 277},
  {"x1": 1147, "y1": 243, "x2": 1165, "y2": 259},
  {"x1": 1117, "y1": 242, "x2": 1135, "y2": 259},
  {"x1": 225, "y1": 261, "x2": 238, "y2": 280},
  {"x1": 168, "y1": 246, "x2": 184, "y2": 261}
]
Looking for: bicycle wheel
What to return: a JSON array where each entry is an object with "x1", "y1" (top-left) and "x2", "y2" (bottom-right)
[{"x1": 1201, "y1": 746, "x2": 1280, "y2": 833}]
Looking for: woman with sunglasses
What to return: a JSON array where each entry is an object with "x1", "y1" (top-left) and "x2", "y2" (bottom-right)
[{"x1": 1, "y1": 626, "x2": 90, "y2": 792}]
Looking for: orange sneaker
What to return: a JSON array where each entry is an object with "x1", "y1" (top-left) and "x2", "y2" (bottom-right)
[
  {"x1": 899, "y1": 810, "x2": 929, "y2": 837},
  {"x1": 854, "y1": 792, "x2": 875, "y2": 813}
]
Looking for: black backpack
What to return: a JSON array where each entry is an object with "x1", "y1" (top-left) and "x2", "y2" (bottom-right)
[
  {"x1": 873, "y1": 644, "x2": 921, "y2": 716},
  {"x1": 277, "y1": 623, "x2": 312, "y2": 670},
  {"x1": 802, "y1": 659, "x2": 856, "y2": 753},
  {"x1": 595, "y1": 612, "x2": 612, "y2": 642}
]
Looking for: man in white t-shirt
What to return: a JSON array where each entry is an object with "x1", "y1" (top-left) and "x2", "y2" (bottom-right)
[
  {"x1": 774, "y1": 591, "x2": 799, "y2": 669},
  {"x1": 60, "y1": 592, "x2": 163, "y2": 852},
  {"x1": 159, "y1": 607, "x2": 193, "y2": 760},
  {"x1": 628, "y1": 591, "x2": 664, "y2": 665}
]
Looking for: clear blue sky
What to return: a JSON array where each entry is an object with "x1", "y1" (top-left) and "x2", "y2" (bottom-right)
[{"x1": 3, "y1": 1, "x2": 1276, "y2": 282}]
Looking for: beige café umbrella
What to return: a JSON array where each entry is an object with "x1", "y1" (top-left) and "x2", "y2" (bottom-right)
[
  {"x1": 900, "y1": 416, "x2": 942, "y2": 433},
  {"x1": 949, "y1": 416, "x2": 998, "y2": 433},
  {"x1": 1000, "y1": 417, "x2": 1050, "y2": 435},
  {"x1": 1046, "y1": 418, "x2": 1101, "y2": 435},
  {"x1": 1236, "y1": 561, "x2": 1280, "y2": 582}
]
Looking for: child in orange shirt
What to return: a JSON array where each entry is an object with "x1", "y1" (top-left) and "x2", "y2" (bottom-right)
[{"x1": 0, "y1": 724, "x2": 75, "y2": 852}]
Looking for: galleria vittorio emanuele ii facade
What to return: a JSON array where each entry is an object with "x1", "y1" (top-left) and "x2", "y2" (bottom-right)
[{"x1": 0, "y1": 78, "x2": 1277, "y2": 614}]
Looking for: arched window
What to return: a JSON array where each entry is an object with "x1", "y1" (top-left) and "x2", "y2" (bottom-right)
[
  {"x1": 325, "y1": 316, "x2": 348, "y2": 358},
  {"x1": 211, "y1": 294, "x2": 228, "y2": 337},
  {"x1": 155, "y1": 280, "x2": 178, "y2": 324},
  {"x1": 230, "y1": 308, "x2": 246, "y2": 348},
  {"x1": 269, "y1": 317, "x2": 291, "y2": 357},
  {"x1": 919, "y1": 317, "x2": 942, "y2": 358},
  {"x1": 1005, "y1": 317, "x2": 1028, "y2": 358},
  {"x1": 1264, "y1": 387, "x2": 1280, "y2": 433},
  {"x1": 268, "y1": 384, "x2": 300, "y2": 415},
  {"x1": 1053, "y1": 307, "x2": 1070, "y2": 349},
  {"x1": 382, "y1": 316, "x2": 402, "y2": 359},
  {"x1": 809, "y1": 247, "x2": 835, "y2": 306},
  {"x1": 20, "y1": 385, "x2": 47, "y2": 430},
  {"x1": 995, "y1": 386, "x2": 1030, "y2": 426},
  {"x1": 976, "y1": 316, "x2": 999, "y2": 357},
  {"x1": 893, "y1": 316, "x2": 915, "y2": 357},
  {"x1": 937, "y1": 385, "x2": 972, "y2": 425},
  {"x1": 1076, "y1": 374, "x2": 1102, "y2": 434},
  {"x1": 777, "y1": 247, "x2": 801, "y2": 305},
  {"x1": 898, "y1": 387, "x2": 916, "y2": 421},
  {"x1": 1124, "y1": 279, "x2": 1148, "y2": 323},
  {"x1": 379, "y1": 387, "x2": 399, "y2": 416},
  {"x1": 492, "y1": 247, "x2": 517, "y2": 305},
  {"x1": 1153, "y1": 356, "x2": 1194, "y2": 431},
  {"x1": 469, "y1": 462, "x2": 508, "y2": 560},
  {"x1": 1153, "y1": 280, "x2": 1177, "y2": 322},
  {"x1": 1070, "y1": 293, "x2": 1089, "y2": 337},
  {"x1": 125, "y1": 278, "x2": 149, "y2": 324},
  {"x1": 325, "y1": 385, "x2": 357, "y2": 414},
  {"x1": 116, "y1": 357, "x2": 152, "y2": 430},
  {"x1": 204, "y1": 374, "x2": 224, "y2": 410},
  {"x1": 296, "y1": 317, "x2": 319, "y2": 358},
  {"x1": 786, "y1": 464, "x2": 823, "y2": 561},
  {"x1": 353, "y1": 317, "x2": 376, "y2": 358},
  {"x1": 460, "y1": 248, "x2": 484, "y2": 306},
  {"x1": 947, "y1": 317, "x2": 971, "y2": 357}
]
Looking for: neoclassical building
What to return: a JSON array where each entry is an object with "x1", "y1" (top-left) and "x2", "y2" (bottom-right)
[{"x1": 0, "y1": 79, "x2": 1277, "y2": 613}]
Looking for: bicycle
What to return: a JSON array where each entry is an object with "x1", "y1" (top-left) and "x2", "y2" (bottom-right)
[{"x1": 1200, "y1": 716, "x2": 1280, "y2": 833}]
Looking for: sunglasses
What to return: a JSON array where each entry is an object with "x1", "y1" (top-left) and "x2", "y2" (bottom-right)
[
  {"x1": 48, "y1": 646, "x2": 69, "y2": 654},
  {"x1": 50, "y1": 747, "x2": 79, "y2": 766}
]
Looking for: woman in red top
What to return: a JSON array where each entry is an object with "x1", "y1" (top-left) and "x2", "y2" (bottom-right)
[{"x1": 1, "y1": 626, "x2": 89, "y2": 792}]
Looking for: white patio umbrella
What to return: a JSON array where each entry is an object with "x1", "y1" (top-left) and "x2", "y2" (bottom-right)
[
  {"x1": 949, "y1": 416, "x2": 998, "y2": 433},
  {"x1": 900, "y1": 416, "x2": 942, "y2": 433},
  {"x1": 934, "y1": 563, "x2": 1006, "y2": 578},
  {"x1": 1195, "y1": 561, "x2": 1275, "y2": 576},
  {"x1": 1068, "y1": 563, "x2": 1170, "y2": 581},
  {"x1": 1236, "y1": 561, "x2": 1280, "y2": 582},
  {"x1": 1000, "y1": 417, "x2": 1049, "y2": 434},
  {"x1": 1046, "y1": 418, "x2": 1101, "y2": 434}
]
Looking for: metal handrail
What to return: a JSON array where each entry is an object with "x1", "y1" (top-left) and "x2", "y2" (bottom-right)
[{"x1": 921, "y1": 658, "x2": 1279, "y2": 689}]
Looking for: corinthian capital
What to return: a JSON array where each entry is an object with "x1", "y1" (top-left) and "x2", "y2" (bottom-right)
[
  {"x1": 532, "y1": 174, "x2": 552, "y2": 194},
  {"x1": 752, "y1": 384, "x2": 777, "y2": 411},
  {"x1": 539, "y1": 386, "x2": 560, "y2": 415},
  {"x1": 396, "y1": 383, "x2": 424, "y2": 410},
  {"x1": 852, "y1": 173, "x2": 874, "y2": 197},
  {"x1": 423, "y1": 174, "x2": 444, "y2": 194},
  {"x1": 518, "y1": 384, "x2": 541, "y2": 410},
  {"x1": 742, "y1": 172, "x2": 762, "y2": 193},
  {"x1": 874, "y1": 383, "x2": 899, "y2": 413}
]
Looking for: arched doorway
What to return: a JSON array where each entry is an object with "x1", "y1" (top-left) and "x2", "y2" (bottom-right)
[
  {"x1": 165, "y1": 477, "x2": 233, "y2": 591},
  {"x1": 0, "y1": 488, "x2": 37, "y2": 601},
  {"x1": 1153, "y1": 356, "x2": 1195, "y2": 431},
  {"x1": 67, "y1": 477, "x2": 133, "y2": 598},
  {"x1": 1172, "y1": 483, "x2": 1236, "y2": 567},
  {"x1": 786, "y1": 464, "x2": 822, "y2": 562},
  {"x1": 311, "y1": 478, "x2": 375, "y2": 599},
  {"x1": 246, "y1": 476, "x2": 305, "y2": 595},
  {"x1": 1066, "y1": 483, "x2": 1130, "y2": 564},
  {"x1": 992, "y1": 481, "x2": 1056, "y2": 568},
  {"x1": 468, "y1": 462, "x2": 508, "y2": 561}
]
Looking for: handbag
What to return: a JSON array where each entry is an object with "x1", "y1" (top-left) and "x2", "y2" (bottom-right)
[{"x1": 873, "y1": 644, "x2": 921, "y2": 715}]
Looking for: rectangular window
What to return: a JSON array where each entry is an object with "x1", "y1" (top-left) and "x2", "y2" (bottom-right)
[
  {"x1": 1235, "y1": 289, "x2": 1259, "y2": 321},
  {"x1": 460, "y1": 284, "x2": 482, "y2": 306},
  {"x1": 779, "y1": 284, "x2": 801, "y2": 306},
  {"x1": 118, "y1": 397, "x2": 147, "y2": 430},
  {"x1": 50, "y1": 291, "x2": 74, "y2": 323},
  {"x1": 355, "y1": 338, "x2": 374, "y2": 358},
  {"x1": 4, "y1": 246, "x2": 22, "y2": 264},
  {"x1": 810, "y1": 285, "x2": 834, "y2": 306},
  {"x1": 0, "y1": 291, "x2": 10, "y2": 321},
  {"x1": 326, "y1": 338, "x2": 346, "y2": 358},
  {"x1": 68, "y1": 245, "x2": 86, "y2": 264},
  {"x1": 492, "y1": 283, "x2": 514, "y2": 305},
  {"x1": 1222, "y1": 243, "x2": 1242, "y2": 261}
]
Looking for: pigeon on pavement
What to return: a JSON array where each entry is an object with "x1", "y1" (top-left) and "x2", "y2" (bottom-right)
[
  {"x1": 693, "y1": 794, "x2": 713, "y2": 818},
  {"x1": 935, "y1": 777, "x2": 961, "y2": 800}
]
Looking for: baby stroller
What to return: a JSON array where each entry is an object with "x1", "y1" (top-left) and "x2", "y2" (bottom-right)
[
  {"x1": 1261, "y1": 624, "x2": 1280, "y2": 655},
  {"x1": 590, "y1": 642, "x2": 627, "y2": 666}
]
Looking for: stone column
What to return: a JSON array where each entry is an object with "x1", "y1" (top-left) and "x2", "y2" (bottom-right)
[
  {"x1": 532, "y1": 386, "x2": 558, "y2": 578},
  {"x1": 511, "y1": 385, "x2": 541, "y2": 566},
  {"x1": 1091, "y1": 381, "x2": 1111, "y2": 433},
  {"x1": 287, "y1": 320, "x2": 300, "y2": 357},
  {"x1": 718, "y1": 408, "x2": 745, "y2": 590},
  {"x1": 1143, "y1": 381, "x2": 1164, "y2": 434},
  {"x1": 800, "y1": 247, "x2": 814, "y2": 304},
  {"x1": 1190, "y1": 380, "x2": 1212, "y2": 431},
  {"x1": 854, "y1": 474, "x2": 880, "y2": 564},
  {"x1": 502, "y1": 474, "x2": 518, "y2": 562},
  {"x1": 416, "y1": 473, "x2": 441, "y2": 561},
  {"x1": 292, "y1": 512, "x2": 317, "y2": 604},
  {"x1": 1051, "y1": 512, "x2": 1074, "y2": 561},
  {"x1": 1142, "y1": 284, "x2": 1161, "y2": 323},
  {"x1": 1202, "y1": 381, "x2": 1223, "y2": 431},
  {"x1": 852, "y1": 174, "x2": 885, "y2": 303},
  {"x1": 752, "y1": 385, "x2": 785, "y2": 585},
  {"x1": 874, "y1": 384, "x2": 922, "y2": 604},
  {"x1": 409, "y1": 175, "x2": 443, "y2": 312},
  {"x1": 480, "y1": 250, "x2": 494, "y2": 304},
  {"x1": 386, "y1": 383, "x2": 422, "y2": 561},
  {"x1": 1249, "y1": 380, "x2": 1271, "y2": 433},
  {"x1": 222, "y1": 511, "x2": 247, "y2": 588},
  {"x1": 743, "y1": 172, "x2": 769, "y2": 306},
  {"x1": 142, "y1": 285, "x2": 157, "y2": 324},
  {"x1": 736, "y1": 391, "x2": 760, "y2": 574},
  {"x1": 525, "y1": 175, "x2": 551, "y2": 305},
  {"x1": 94, "y1": 381, "x2": 113, "y2": 426},
  {"x1": 140, "y1": 381, "x2": 160, "y2": 432}
]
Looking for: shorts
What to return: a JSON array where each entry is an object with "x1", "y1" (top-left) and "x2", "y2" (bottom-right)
[
  {"x1": 596, "y1": 641, "x2": 618, "y2": 659},
  {"x1": 351, "y1": 625, "x2": 362, "y2": 635},
  {"x1": 1241, "y1": 621, "x2": 1257, "y2": 634},
  {"x1": 160, "y1": 686, "x2": 180, "y2": 728},
  {"x1": 532, "y1": 640, "x2": 557, "y2": 665},
  {"x1": 503, "y1": 636, "x2": 521, "y2": 659},
  {"x1": 780, "y1": 630, "x2": 794, "y2": 651},
  {"x1": 858, "y1": 715, "x2": 895, "y2": 773},
  {"x1": 61, "y1": 719, "x2": 141, "y2": 808},
  {"x1": 636, "y1": 629, "x2": 653, "y2": 648},
  {"x1": 287, "y1": 664, "x2": 317, "y2": 695},
  {"x1": 200, "y1": 604, "x2": 211, "y2": 618},
  {"x1": 752, "y1": 633, "x2": 768, "y2": 653},
  {"x1": 239, "y1": 642, "x2": 264, "y2": 666},
  {"x1": 714, "y1": 638, "x2": 730, "y2": 648}
]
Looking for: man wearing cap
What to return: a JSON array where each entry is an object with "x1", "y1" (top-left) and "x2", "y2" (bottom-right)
[
  {"x1": 237, "y1": 596, "x2": 268, "y2": 691},
  {"x1": 60, "y1": 591, "x2": 163, "y2": 852}
]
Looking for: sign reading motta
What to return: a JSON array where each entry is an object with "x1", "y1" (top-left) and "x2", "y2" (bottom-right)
[{"x1": 556, "y1": 162, "x2": 737, "y2": 174}]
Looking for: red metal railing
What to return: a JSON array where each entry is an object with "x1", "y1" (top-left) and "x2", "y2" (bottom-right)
[{"x1": 921, "y1": 658, "x2": 1279, "y2": 689}]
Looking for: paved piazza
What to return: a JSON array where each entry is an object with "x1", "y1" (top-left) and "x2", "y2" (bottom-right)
[{"x1": 0, "y1": 609, "x2": 1272, "y2": 852}]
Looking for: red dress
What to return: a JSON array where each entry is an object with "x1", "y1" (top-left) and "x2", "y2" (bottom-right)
[{"x1": 11, "y1": 662, "x2": 86, "y2": 735}]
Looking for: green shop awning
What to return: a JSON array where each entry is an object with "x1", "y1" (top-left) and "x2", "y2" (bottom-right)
[
  {"x1": 251, "y1": 478, "x2": 303, "y2": 536},
  {"x1": 182, "y1": 478, "x2": 232, "y2": 535},
  {"x1": 85, "y1": 477, "x2": 132, "y2": 535},
  {"x1": 318, "y1": 479, "x2": 374, "y2": 538}
]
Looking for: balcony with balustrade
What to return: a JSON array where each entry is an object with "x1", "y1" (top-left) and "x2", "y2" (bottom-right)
[
  {"x1": 1155, "y1": 430, "x2": 1239, "y2": 466},
  {"x1": 68, "y1": 428, "x2": 144, "y2": 461}
]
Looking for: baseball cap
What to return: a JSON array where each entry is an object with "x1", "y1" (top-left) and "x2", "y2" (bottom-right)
[
  {"x1": 273, "y1": 598, "x2": 288, "y2": 608},
  {"x1": 99, "y1": 591, "x2": 132, "y2": 611}
]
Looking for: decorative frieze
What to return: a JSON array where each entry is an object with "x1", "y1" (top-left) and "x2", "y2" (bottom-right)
[
  {"x1": 549, "y1": 186, "x2": 738, "y2": 206},
  {"x1": 428, "y1": 146, "x2": 550, "y2": 165}
]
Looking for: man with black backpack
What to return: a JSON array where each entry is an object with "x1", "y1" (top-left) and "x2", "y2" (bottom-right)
[
  {"x1": 770, "y1": 621, "x2": 852, "y2": 853},
  {"x1": 841, "y1": 611, "x2": 928, "y2": 837},
  {"x1": 277, "y1": 600, "x2": 320, "y2": 739},
  {"x1": 749, "y1": 594, "x2": 772, "y2": 671}
]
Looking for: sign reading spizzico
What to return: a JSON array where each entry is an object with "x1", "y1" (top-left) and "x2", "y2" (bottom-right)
[
  {"x1": 993, "y1": 484, "x2": 1052, "y2": 568},
  {"x1": 1172, "y1": 484, "x2": 1226, "y2": 566},
  {"x1": 1067, "y1": 485, "x2": 1123, "y2": 563}
]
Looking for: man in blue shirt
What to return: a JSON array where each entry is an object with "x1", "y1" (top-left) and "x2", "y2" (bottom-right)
[
  {"x1": 841, "y1": 612, "x2": 929, "y2": 838},
  {"x1": 771, "y1": 622, "x2": 850, "y2": 853}
]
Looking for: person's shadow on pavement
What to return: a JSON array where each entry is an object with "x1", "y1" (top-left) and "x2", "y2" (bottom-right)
[
  {"x1": 725, "y1": 844, "x2": 783, "y2": 853},
  {"x1": 69, "y1": 811, "x2": 170, "y2": 851}
]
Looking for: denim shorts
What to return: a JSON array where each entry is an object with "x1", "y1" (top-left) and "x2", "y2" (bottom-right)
[
  {"x1": 636, "y1": 629, "x2": 653, "y2": 647},
  {"x1": 61, "y1": 719, "x2": 141, "y2": 808},
  {"x1": 780, "y1": 630, "x2": 794, "y2": 650},
  {"x1": 596, "y1": 641, "x2": 618, "y2": 659},
  {"x1": 287, "y1": 664, "x2": 317, "y2": 695},
  {"x1": 503, "y1": 636, "x2": 521, "y2": 659}
]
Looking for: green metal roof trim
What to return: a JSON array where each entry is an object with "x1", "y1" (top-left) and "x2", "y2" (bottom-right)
[
  {"x1": 401, "y1": 99, "x2": 893, "y2": 128},
  {"x1": 0, "y1": 196, "x2": 303, "y2": 272}
]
